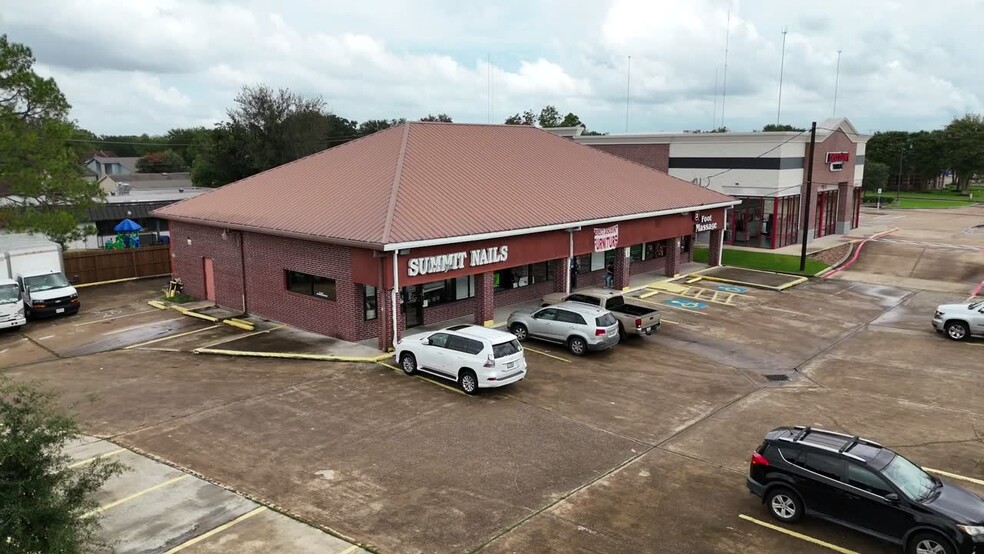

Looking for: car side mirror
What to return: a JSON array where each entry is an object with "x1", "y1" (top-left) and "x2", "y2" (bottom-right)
[
  {"x1": 421, "y1": 338, "x2": 430, "y2": 345},
  {"x1": 884, "y1": 493, "x2": 900, "y2": 504}
]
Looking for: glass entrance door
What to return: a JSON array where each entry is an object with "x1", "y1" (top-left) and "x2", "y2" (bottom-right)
[{"x1": 402, "y1": 285, "x2": 424, "y2": 328}]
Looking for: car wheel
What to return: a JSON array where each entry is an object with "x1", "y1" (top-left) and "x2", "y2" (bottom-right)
[
  {"x1": 907, "y1": 533, "x2": 953, "y2": 554},
  {"x1": 617, "y1": 323, "x2": 626, "y2": 342},
  {"x1": 510, "y1": 324, "x2": 529, "y2": 341},
  {"x1": 399, "y1": 353, "x2": 417, "y2": 375},
  {"x1": 765, "y1": 488, "x2": 802, "y2": 523},
  {"x1": 459, "y1": 369, "x2": 479, "y2": 395},
  {"x1": 944, "y1": 321, "x2": 969, "y2": 341},
  {"x1": 568, "y1": 336, "x2": 587, "y2": 356}
]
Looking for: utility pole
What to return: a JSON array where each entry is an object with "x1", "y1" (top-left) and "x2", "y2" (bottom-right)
[
  {"x1": 799, "y1": 121, "x2": 817, "y2": 272},
  {"x1": 721, "y1": 7, "x2": 731, "y2": 128},
  {"x1": 777, "y1": 27, "x2": 787, "y2": 125},
  {"x1": 832, "y1": 50, "x2": 842, "y2": 117},
  {"x1": 625, "y1": 55, "x2": 631, "y2": 132},
  {"x1": 896, "y1": 144, "x2": 906, "y2": 204},
  {"x1": 713, "y1": 66, "x2": 719, "y2": 129}
]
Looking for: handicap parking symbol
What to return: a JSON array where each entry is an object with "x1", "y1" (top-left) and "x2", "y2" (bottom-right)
[
  {"x1": 714, "y1": 284, "x2": 748, "y2": 294},
  {"x1": 665, "y1": 299, "x2": 707, "y2": 310}
]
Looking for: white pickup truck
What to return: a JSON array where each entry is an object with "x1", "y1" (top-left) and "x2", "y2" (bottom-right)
[
  {"x1": 1, "y1": 234, "x2": 80, "y2": 319},
  {"x1": 541, "y1": 288, "x2": 661, "y2": 339}
]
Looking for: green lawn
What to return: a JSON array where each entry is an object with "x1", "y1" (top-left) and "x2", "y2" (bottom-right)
[
  {"x1": 893, "y1": 197, "x2": 975, "y2": 209},
  {"x1": 693, "y1": 247, "x2": 828, "y2": 275}
]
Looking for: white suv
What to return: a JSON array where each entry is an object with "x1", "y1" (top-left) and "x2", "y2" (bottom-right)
[{"x1": 395, "y1": 324, "x2": 527, "y2": 394}]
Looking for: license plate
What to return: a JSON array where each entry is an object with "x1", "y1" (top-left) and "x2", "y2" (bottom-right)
[
  {"x1": 55, "y1": 308, "x2": 65, "y2": 314},
  {"x1": 608, "y1": 329, "x2": 616, "y2": 337},
  {"x1": 507, "y1": 362, "x2": 515, "y2": 369}
]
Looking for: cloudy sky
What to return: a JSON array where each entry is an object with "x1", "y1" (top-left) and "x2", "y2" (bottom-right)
[{"x1": 2, "y1": 0, "x2": 981, "y2": 136}]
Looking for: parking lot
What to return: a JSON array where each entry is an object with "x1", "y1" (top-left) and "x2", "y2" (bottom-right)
[{"x1": 3, "y1": 210, "x2": 983, "y2": 553}]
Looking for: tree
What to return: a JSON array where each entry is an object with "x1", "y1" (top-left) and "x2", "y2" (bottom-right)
[
  {"x1": 419, "y1": 113, "x2": 452, "y2": 122},
  {"x1": 136, "y1": 150, "x2": 187, "y2": 173},
  {"x1": 163, "y1": 127, "x2": 211, "y2": 170},
  {"x1": 943, "y1": 113, "x2": 984, "y2": 193},
  {"x1": 358, "y1": 118, "x2": 405, "y2": 135},
  {"x1": 762, "y1": 123, "x2": 806, "y2": 132},
  {"x1": 504, "y1": 110, "x2": 536, "y2": 126},
  {"x1": 0, "y1": 35, "x2": 104, "y2": 247},
  {"x1": 190, "y1": 84, "x2": 357, "y2": 187},
  {"x1": 1, "y1": 376, "x2": 126, "y2": 553},
  {"x1": 862, "y1": 161, "x2": 890, "y2": 191},
  {"x1": 538, "y1": 105, "x2": 561, "y2": 128},
  {"x1": 558, "y1": 112, "x2": 584, "y2": 128}
]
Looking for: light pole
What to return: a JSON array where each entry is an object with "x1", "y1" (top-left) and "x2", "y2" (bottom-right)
[{"x1": 896, "y1": 143, "x2": 910, "y2": 205}]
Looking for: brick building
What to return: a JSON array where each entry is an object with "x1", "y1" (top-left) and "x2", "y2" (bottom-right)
[
  {"x1": 551, "y1": 117, "x2": 870, "y2": 249},
  {"x1": 154, "y1": 123, "x2": 737, "y2": 350}
]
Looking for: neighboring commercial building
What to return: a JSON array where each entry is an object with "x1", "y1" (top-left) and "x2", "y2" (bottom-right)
[
  {"x1": 154, "y1": 122, "x2": 738, "y2": 349},
  {"x1": 552, "y1": 118, "x2": 869, "y2": 249},
  {"x1": 84, "y1": 155, "x2": 141, "y2": 178}
]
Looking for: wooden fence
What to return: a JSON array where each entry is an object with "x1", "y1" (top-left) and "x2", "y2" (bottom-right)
[{"x1": 64, "y1": 245, "x2": 171, "y2": 284}]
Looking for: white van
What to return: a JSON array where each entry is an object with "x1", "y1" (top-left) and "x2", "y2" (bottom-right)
[
  {"x1": 0, "y1": 278, "x2": 26, "y2": 329},
  {"x1": 1, "y1": 234, "x2": 80, "y2": 318}
]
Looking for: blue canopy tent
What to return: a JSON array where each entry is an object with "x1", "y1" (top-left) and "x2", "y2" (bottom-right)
[{"x1": 109, "y1": 219, "x2": 143, "y2": 249}]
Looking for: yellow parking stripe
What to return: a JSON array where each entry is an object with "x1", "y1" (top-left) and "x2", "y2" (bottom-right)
[
  {"x1": 738, "y1": 514, "x2": 858, "y2": 554},
  {"x1": 523, "y1": 346, "x2": 571, "y2": 363},
  {"x1": 124, "y1": 324, "x2": 222, "y2": 349},
  {"x1": 924, "y1": 467, "x2": 984, "y2": 486},
  {"x1": 68, "y1": 448, "x2": 125, "y2": 469},
  {"x1": 84, "y1": 475, "x2": 189, "y2": 517},
  {"x1": 163, "y1": 506, "x2": 267, "y2": 553}
]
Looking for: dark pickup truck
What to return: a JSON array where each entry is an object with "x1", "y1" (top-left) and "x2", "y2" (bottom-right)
[{"x1": 540, "y1": 288, "x2": 660, "y2": 338}]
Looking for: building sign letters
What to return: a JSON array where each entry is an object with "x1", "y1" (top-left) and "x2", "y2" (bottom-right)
[
  {"x1": 695, "y1": 214, "x2": 718, "y2": 233},
  {"x1": 825, "y1": 152, "x2": 850, "y2": 164},
  {"x1": 407, "y1": 246, "x2": 509, "y2": 277},
  {"x1": 593, "y1": 225, "x2": 619, "y2": 252}
]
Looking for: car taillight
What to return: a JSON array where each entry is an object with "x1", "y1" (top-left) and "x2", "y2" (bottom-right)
[
  {"x1": 751, "y1": 452, "x2": 770, "y2": 467},
  {"x1": 484, "y1": 354, "x2": 495, "y2": 368},
  {"x1": 635, "y1": 318, "x2": 642, "y2": 328},
  {"x1": 595, "y1": 328, "x2": 606, "y2": 336}
]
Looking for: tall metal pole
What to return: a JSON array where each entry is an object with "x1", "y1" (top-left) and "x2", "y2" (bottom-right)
[
  {"x1": 625, "y1": 55, "x2": 631, "y2": 132},
  {"x1": 832, "y1": 50, "x2": 842, "y2": 117},
  {"x1": 777, "y1": 27, "x2": 787, "y2": 125},
  {"x1": 487, "y1": 53, "x2": 492, "y2": 123},
  {"x1": 896, "y1": 146, "x2": 905, "y2": 203},
  {"x1": 721, "y1": 7, "x2": 731, "y2": 128},
  {"x1": 799, "y1": 121, "x2": 817, "y2": 272},
  {"x1": 713, "y1": 66, "x2": 719, "y2": 129}
]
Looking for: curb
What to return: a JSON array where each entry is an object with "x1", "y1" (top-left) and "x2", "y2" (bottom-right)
[
  {"x1": 147, "y1": 300, "x2": 256, "y2": 331},
  {"x1": 822, "y1": 227, "x2": 899, "y2": 280},
  {"x1": 192, "y1": 347, "x2": 392, "y2": 363},
  {"x1": 687, "y1": 269, "x2": 808, "y2": 292},
  {"x1": 814, "y1": 242, "x2": 858, "y2": 278},
  {"x1": 73, "y1": 274, "x2": 170, "y2": 289}
]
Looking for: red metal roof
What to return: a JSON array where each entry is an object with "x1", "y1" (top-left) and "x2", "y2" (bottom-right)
[{"x1": 154, "y1": 122, "x2": 737, "y2": 248}]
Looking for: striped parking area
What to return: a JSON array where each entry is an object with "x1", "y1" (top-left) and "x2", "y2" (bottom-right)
[{"x1": 66, "y1": 437, "x2": 368, "y2": 554}]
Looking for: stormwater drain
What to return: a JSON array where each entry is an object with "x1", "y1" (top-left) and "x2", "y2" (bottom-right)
[{"x1": 764, "y1": 374, "x2": 790, "y2": 382}]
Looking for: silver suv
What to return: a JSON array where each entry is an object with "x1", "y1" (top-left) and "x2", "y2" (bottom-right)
[
  {"x1": 507, "y1": 301, "x2": 619, "y2": 356},
  {"x1": 933, "y1": 300, "x2": 984, "y2": 340}
]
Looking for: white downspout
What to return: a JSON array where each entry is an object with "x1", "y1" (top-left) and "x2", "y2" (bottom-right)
[
  {"x1": 566, "y1": 231, "x2": 573, "y2": 294},
  {"x1": 391, "y1": 250, "x2": 400, "y2": 351}
]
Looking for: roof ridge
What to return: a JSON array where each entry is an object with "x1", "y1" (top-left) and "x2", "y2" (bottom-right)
[{"x1": 381, "y1": 123, "x2": 412, "y2": 244}]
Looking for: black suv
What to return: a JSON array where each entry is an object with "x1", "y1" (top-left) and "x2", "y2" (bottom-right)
[{"x1": 746, "y1": 426, "x2": 984, "y2": 554}]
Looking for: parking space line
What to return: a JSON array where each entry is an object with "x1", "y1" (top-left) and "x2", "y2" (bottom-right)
[
  {"x1": 523, "y1": 346, "x2": 571, "y2": 363},
  {"x1": 738, "y1": 514, "x2": 858, "y2": 554},
  {"x1": 123, "y1": 324, "x2": 222, "y2": 350},
  {"x1": 38, "y1": 335, "x2": 55, "y2": 340},
  {"x1": 163, "y1": 506, "x2": 267, "y2": 553},
  {"x1": 102, "y1": 317, "x2": 184, "y2": 336},
  {"x1": 84, "y1": 475, "x2": 189, "y2": 517},
  {"x1": 73, "y1": 309, "x2": 159, "y2": 326},
  {"x1": 660, "y1": 319, "x2": 679, "y2": 325},
  {"x1": 376, "y1": 362, "x2": 467, "y2": 395},
  {"x1": 196, "y1": 323, "x2": 286, "y2": 349},
  {"x1": 924, "y1": 467, "x2": 984, "y2": 486},
  {"x1": 337, "y1": 545, "x2": 362, "y2": 554},
  {"x1": 635, "y1": 297, "x2": 707, "y2": 315},
  {"x1": 67, "y1": 448, "x2": 126, "y2": 469}
]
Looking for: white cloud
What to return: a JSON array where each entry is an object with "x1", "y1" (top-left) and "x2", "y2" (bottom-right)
[{"x1": 2, "y1": 0, "x2": 981, "y2": 134}]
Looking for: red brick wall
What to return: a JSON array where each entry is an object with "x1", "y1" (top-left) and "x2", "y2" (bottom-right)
[
  {"x1": 168, "y1": 222, "x2": 245, "y2": 311},
  {"x1": 804, "y1": 129, "x2": 857, "y2": 235},
  {"x1": 588, "y1": 143, "x2": 670, "y2": 173}
]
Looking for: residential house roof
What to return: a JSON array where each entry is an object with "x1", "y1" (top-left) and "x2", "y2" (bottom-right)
[{"x1": 153, "y1": 122, "x2": 738, "y2": 250}]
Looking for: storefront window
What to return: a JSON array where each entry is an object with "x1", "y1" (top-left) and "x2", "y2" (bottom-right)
[
  {"x1": 644, "y1": 241, "x2": 667, "y2": 259},
  {"x1": 604, "y1": 249, "x2": 615, "y2": 268},
  {"x1": 530, "y1": 261, "x2": 553, "y2": 283},
  {"x1": 575, "y1": 254, "x2": 592, "y2": 274},
  {"x1": 422, "y1": 280, "x2": 454, "y2": 306},
  {"x1": 363, "y1": 285, "x2": 377, "y2": 320},
  {"x1": 286, "y1": 270, "x2": 336, "y2": 301},
  {"x1": 681, "y1": 236, "x2": 692, "y2": 253},
  {"x1": 629, "y1": 244, "x2": 643, "y2": 262}
]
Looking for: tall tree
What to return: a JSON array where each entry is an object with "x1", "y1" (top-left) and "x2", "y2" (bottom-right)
[
  {"x1": 558, "y1": 112, "x2": 584, "y2": 128},
  {"x1": 419, "y1": 113, "x2": 452, "y2": 122},
  {"x1": 762, "y1": 123, "x2": 805, "y2": 132},
  {"x1": 943, "y1": 113, "x2": 984, "y2": 193},
  {"x1": 538, "y1": 105, "x2": 561, "y2": 128},
  {"x1": 358, "y1": 118, "x2": 405, "y2": 135},
  {"x1": 862, "y1": 161, "x2": 890, "y2": 191},
  {"x1": 0, "y1": 35, "x2": 103, "y2": 247},
  {"x1": 504, "y1": 110, "x2": 536, "y2": 126}
]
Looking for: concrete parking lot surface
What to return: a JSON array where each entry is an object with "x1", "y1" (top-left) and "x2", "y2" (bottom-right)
[{"x1": 3, "y1": 207, "x2": 983, "y2": 553}]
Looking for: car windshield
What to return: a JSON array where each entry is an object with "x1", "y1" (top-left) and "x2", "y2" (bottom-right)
[
  {"x1": 0, "y1": 284, "x2": 19, "y2": 305},
  {"x1": 24, "y1": 273, "x2": 70, "y2": 292},
  {"x1": 596, "y1": 313, "x2": 616, "y2": 327},
  {"x1": 881, "y1": 453, "x2": 937, "y2": 501},
  {"x1": 492, "y1": 339, "x2": 521, "y2": 358}
]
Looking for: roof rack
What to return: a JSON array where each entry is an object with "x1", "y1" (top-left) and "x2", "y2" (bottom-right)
[
  {"x1": 839, "y1": 436, "x2": 860, "y2": 453},
  {"x1": 792, "y1": 426, "x2": 812, "y2": 442}
]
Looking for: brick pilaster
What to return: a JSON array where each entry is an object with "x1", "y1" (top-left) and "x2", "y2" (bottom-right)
[
  {"x1": 613, "y1": 247, "x2": 631, "y2": 290},
  {"x1": 665, "y1": 237, "x2": 681, "y2": 277},
  {"x1": 473, "y1": 272, "x2": 495, "y2": 326},
  {"x1": 552, "y1": 257, "x2": 569, "y2": 293},
  {"x1": 708, "y1": 229, "x2": 723, "y2": 267}
]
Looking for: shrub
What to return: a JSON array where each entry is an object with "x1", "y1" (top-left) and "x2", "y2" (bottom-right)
[{"x1": 0, "y1": 377, "x2": 125, "y2": 553}]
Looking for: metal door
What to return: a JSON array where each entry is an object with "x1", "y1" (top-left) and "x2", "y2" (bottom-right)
[{"x1": 203, "y1": 258, "x2": 215, "y2": 302}]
